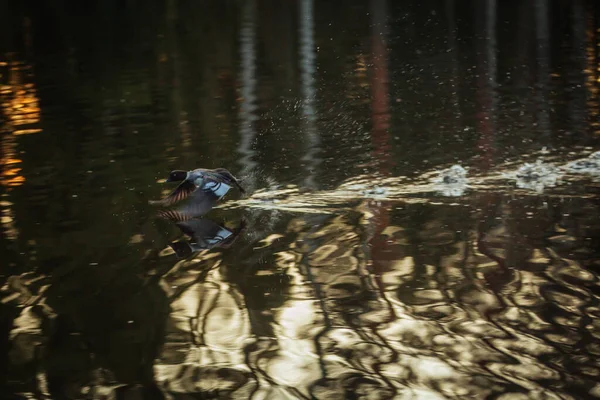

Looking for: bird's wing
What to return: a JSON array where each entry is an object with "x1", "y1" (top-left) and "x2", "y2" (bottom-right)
[
  {"x1": 199, "y1": 176, "x2": 232, "y2": 199},
  {"x1": 156, "y1": 209, "x2": 193, "y2": 222},
  {"x1": 149, "y1": 180, "x2": 197, "y2": 207},
  {"x1": 175, "y1": 188, "x2": 221, "y2": 217},
  {"x1": 212, "y1": 169, "x2": 246, "y2": 194}
]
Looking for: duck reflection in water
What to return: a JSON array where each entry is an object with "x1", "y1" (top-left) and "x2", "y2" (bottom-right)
[
  {"x1": 155, "y1": 182, "x2": 245, "y2": 258},
  {"x1": 160, "y1": 209, "x2": 245, "y2": 258}
]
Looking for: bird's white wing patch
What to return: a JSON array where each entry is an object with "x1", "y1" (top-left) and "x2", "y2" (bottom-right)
[{"x1": 201, "y1": 180, "x2": 231, "y2": 199}]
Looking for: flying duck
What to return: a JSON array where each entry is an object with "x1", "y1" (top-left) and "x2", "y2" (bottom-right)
[{"x1": 150, "y1": 168, "x2": 246, "y2": 207}]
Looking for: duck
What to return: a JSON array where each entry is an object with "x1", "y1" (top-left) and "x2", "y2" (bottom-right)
[{"x1": 150, "y1": 168, "x2": 246, "y2": 207}]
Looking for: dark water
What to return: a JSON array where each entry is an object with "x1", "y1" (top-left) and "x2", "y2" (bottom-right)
[{"x1": 2, "y1": 0, "x2": 600, "y2": 399}]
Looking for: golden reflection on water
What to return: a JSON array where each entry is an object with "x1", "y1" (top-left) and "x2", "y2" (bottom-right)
[
  {"x1": 0, "y1": 58, "x2": 41, "y2": 188},
  {"x1": 146, "y1": 185, "x2": 600, "y2": 399},
  {"x1": 2, "y1": 142, "x2": 599, "y2": 398},
  {"x1": 0, "y1": 58, "x2": 41, "y2": 240},
  {"x1": 0, "y1": 199, "x2": 18, "y2": 241}
]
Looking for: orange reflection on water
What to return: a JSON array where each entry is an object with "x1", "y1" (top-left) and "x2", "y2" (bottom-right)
[
  {"x1": 14, "y1": 129, "x2": 42, "y2": 136},
  {"x1": 0, "y1": 58, "x2": 42, "y2": 189},
  {"x1": 1, "y1": 57, "x2": 41, "y2": 242},
  {"x1": 0, "y1": 134, "x2": 25, "y2": 188}
]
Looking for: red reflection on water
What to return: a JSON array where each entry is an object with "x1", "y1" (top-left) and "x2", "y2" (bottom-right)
[
  {"x1": 370, "y1": 0, "x2": 392, "y2": 176},
  {"x1": 368, "y1": 0, "x2": 395, "y2": 322},
  {"x1": 475, "y1": 0, "x2": 497, "y2": 172}
]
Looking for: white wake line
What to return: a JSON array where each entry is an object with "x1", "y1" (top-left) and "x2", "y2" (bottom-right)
[
  {"x1": 215, "y1": 151, "x2": 600, "y2": 214},
  {"x1": 216, "y1": 180, "x2": 596, "y2": 214}
]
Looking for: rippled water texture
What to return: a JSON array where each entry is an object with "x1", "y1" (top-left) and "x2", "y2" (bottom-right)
[{"x1": 2, "y1": 1, "x2": 600, "y2": 399}]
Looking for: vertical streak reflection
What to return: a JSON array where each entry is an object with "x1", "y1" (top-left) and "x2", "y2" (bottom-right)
[
  {"x1": 584, "y1": 3, "x2": 599, "y2": 135},
  {"x1": 299, "y1": 0, "x2": 320, "y2": 189},
  {"x1": 446, "y1": 0, "x2": 462, "y2": 124},
  {"x1": 476, "y1": 0, "x2": 497, "y2": 171},
  {"x1": 570, "y1": 0, "x2": 587, "y2": 141},
  {"x1": 296, "y1": 4, "x2": 325, "y2": 382},
  {"x1": 369, "y1": 0, "x2": 392, "y2": 277},
  {"x1": 238, "y1": 0, "x2": 259, "y2": 180},
  {"x1": 166, "y1": 0, "x2": 191, "y2": 151},
  {"x1": 370, "y1": 0, "x2": 391, "y2": 175},
  {"x1": 535, "y1": 0, "x2": 551, "y2": 142},
  {"x1": 366, "y1": 5, "x2": 397, "y2": 389}
]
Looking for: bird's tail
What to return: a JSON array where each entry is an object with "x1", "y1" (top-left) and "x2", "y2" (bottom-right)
[
  {"x1": 233, "y1": 180, "x2": 246, "y2": 195},
  {"x1": 214, "y1": 168, "x2": 246, "y2": 195}
]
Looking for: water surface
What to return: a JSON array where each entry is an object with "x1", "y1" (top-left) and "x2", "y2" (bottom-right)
[{"x1": 2, "y1": 1, "x2": 600, "y2": 399}]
